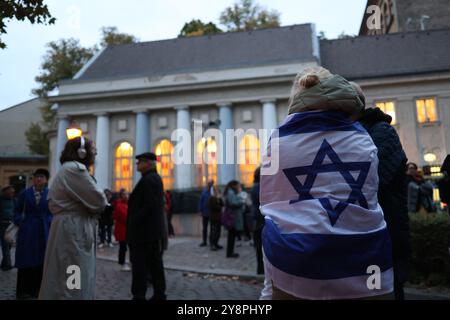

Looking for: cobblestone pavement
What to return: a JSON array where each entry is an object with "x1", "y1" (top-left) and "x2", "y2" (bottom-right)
[
  {"x1": 1, "y1": 236, "x2": 449, "y2": 300},
  {"x1": 0, "y1": 259, "x2": 263, "y2": 300},
  {"x1": 97, "y1": 236, "x2": 261, "y2": 278}
]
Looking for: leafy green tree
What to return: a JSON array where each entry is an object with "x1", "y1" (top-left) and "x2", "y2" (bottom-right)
[
  {"x1": 27, "y1": 27, "x2": 138, "y2": 155},
  {"x1": 25, "y1": 122, "x2": 49, "y2": 155},
  {"x1": 219, "y1": 0, "x2": 280, "y2": 32},
  {"x1": 0, "y1": 0, "x2": 56, "y2": 49},
  {"x1": 99, "y1": 26, "x2": 138, "y2": 48},
  {"x1": 33, "y1": 38, "x2": 94, "y2": 98},
  {"x1": 318, "y1": 31, "x2": 327, "y2": 40},
  {"x1": 338, "y1": 31, "x2": 354, "y2": 39},
  {"x1": 179, "y1": 19, "x2": 222, "y2": 37}
]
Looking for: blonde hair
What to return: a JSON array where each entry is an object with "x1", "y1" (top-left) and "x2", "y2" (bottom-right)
[{"x1": 288, "y1": 67, "x2": 333, "y2": 107}]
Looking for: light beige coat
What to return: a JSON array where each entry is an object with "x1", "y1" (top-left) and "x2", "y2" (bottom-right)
[{"x1": 39, "y1": 161, "x2": 107, "y2": 300}]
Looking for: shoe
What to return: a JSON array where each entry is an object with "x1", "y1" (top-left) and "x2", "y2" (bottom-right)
[
  {"x1": 210, "y1": 246, "x2": 218, "y2": 251},
  {"x1": 121, "y1": 264, "x2": 131, "y2": 272},
  {"x1": 226, "y1": 253, "x2": 239, "y2": 258},
  {"x1": 216, "y1": 245, "x2": 223, "y2": 250},
  {"x1": 98, "y1": 243, "x2": 105, "y2": 249},
  {"x1": 199, "y1": 242, "x2": 207, "y2": 247},
  {"x1": 236, "y1": 241, "x2": 242, "y2": 247},
  {"x1": 108, "y1": 243, "x2": 114, "y2": 248},
  {"x1": 1, "y1": 265, "x2": 13, "y2": 271}
]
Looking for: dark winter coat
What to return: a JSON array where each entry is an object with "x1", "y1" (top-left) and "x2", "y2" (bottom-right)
[
  {"x1": 14, "y1": 187, "x2": 52, "y2": 268},
  {"x1": 359, "y1": 108, "x2": 411, "y2": 260},
  {"x1": 127, "y1": 169, "x2": 165, "y2": 245}
]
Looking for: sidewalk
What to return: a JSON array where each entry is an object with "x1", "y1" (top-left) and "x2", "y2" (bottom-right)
[
  {"x1": 96, "y1": 236, "x2": 450, "y2": 300},
  {"x1": 97, "y1": 236, "x2": 264, "y2": 281}
]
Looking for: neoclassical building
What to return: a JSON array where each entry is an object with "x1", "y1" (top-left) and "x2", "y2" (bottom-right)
[{"x1": 48, "y1": 23, "x2": 450, "y2": 209}]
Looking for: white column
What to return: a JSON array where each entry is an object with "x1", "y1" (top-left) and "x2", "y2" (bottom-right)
[
  {"x1": 94, "y1": 113, "x2": 110, "y2": 190},
  {"x1": 261, "y1": 99, "x2": 278, "y2": 150},
  {"x1": 218, "y1": 103, "x2": 235, "y2": 185},
  {"x1": 55, "y1": 116, "x2": 70, "y2": 173},
  {"x1": 174, "y1": 106, "x2": 192, "y2": 190},
  {"x1": 133, "y1": 110, "x2": 150, "y2": 186}
]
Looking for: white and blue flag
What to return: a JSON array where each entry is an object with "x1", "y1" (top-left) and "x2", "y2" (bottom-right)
[{"x1": 261, "y1": 110, "x2": 394, "y2": 299}]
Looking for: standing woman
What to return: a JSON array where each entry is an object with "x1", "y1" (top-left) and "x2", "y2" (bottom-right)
[
  {"x1": 224, "y1": 180, "x2": 245, "y2": 258},
  {"x1": 113, "y1": 189, "x2": 130, "y2": 271},
  {"x1": 39, "y1": 137, "x2": 107, "y2": 300},
  {"x1": 14, "y1": 169, "x2": 52, "y2": 299}
]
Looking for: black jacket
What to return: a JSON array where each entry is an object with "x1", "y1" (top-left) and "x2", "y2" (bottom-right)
[
  {"x1": 127, "y1": 169, "x2": 165, "y2": 245},
  {"x1": 359, "y1": 108, "x2": 411, "y2": 260}
]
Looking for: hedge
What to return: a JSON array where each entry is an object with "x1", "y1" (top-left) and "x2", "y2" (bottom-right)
[{"x1": 408, "y1": 212, "x2": 450, "y2": 286}]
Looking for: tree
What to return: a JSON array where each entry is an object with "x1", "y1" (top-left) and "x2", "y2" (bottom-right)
[
  {"x1": 33, "y1": 38, "x2": 94, "y2": 98},
  {"x1": 99, "y1": 26, "x2": 138, "y2": 48},
  {"x1": 219, "y1": 0, "x2": 280, "y2": 32},
  {"x1": 179, "y1": 19, "x2": 222, "y2": 37},
  {"x1": 25, "y1": 122, "x2": 49, "y2": 155},
  {"x1": 27, "y1": 27, "x2": 139, "y2": 155},
  {"x1": 338, "y1": 31, "x2": 354, "y2": 39},
  {"x1": 318, "y1": 31, "x2": 327, "y2": 40},
  {"x1": 0, "y1": 0, "x2": 56, "y2": 49}
]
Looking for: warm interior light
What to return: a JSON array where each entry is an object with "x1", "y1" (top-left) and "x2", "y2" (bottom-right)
[
  {"x1": 424, "y1": 152, "x2": 437, "y2": 163},
  {"x1": 66, "y1": 126, "x2": 82, "y2": 140}
]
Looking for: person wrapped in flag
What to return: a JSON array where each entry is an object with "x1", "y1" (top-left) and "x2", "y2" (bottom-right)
[{"x1": 260, "y1": 67, "x2": 394, "y2": 299}]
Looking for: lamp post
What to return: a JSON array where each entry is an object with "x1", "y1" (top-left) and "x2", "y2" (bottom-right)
[{"x1": 66, "y1": 123, "x2": 83, "y2": 140}]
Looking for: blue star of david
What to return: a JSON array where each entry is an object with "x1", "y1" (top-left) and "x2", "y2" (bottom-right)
[{"x1": 283, "y1": 139, "x2": 371, "y2": 226}]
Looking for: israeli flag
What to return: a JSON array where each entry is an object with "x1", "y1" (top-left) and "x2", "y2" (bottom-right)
[{"x1": 261, "y1": 110, "x2": 394, "y2": 299}]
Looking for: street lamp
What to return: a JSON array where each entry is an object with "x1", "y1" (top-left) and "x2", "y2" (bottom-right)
[
  {"x1": 424, "y1": 152, "x2": 437, "y2": 164},
  {"x1": 66, "y1": 123, "x2": 83, "y2": 140}
]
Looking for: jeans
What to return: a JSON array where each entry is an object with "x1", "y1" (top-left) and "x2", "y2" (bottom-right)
[
  {"x1": 209, "y1": 221, "x2": 221, "y2": 248},
  {"x1": 118, "y1": 241, "x2": 127, "y2": 265},
  {"x1": 99, "y1": 223, "x2": 112, "y2": 244},
  {"x1": 201, "y1": 217, "x2": 209, "y2": 244},
  {"x1": 226, "y1": 228, "x2": 237, "y2": 257},
  {"x1": 0, "y1": 223, "x2": 12, "y2": 269}
]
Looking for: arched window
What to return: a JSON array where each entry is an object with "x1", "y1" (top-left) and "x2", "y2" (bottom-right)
[
  {"x1": 238, "y1": 134, "x2": 260, "y2": 187},
  {"x1": 196, "y1": 137, "x2": 217, "y2": 187},
  {"x1": 113, "y1": 142, "x2": 134, "y2": 192},
  {"x1": 155, "y1": 139, "x2": 174, "y2": 190}
]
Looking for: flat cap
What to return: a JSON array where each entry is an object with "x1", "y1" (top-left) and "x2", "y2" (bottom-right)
[{"x1": 136, "y1": 152, "x2": 157, "y2": 161}]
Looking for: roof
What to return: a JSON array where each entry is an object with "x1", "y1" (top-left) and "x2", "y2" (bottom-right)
[
  {"x1": 320, "y1": 28, "x2": 450, "y2": 80},
  {"x1": 76, "y1": 24, "x2": 317, "y2": 82}
]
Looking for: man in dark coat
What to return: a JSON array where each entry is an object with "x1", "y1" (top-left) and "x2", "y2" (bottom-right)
[
  {"x1": 127, "y1": 152, "x2": 166, "y2": 300},
  {"x1": 355, "y1": 104, "x2": 411, "y2": 300}
]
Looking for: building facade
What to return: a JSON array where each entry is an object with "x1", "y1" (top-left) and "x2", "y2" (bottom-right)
[
  {"x1": 49, "y1": 24, "x2": 450, "y2": 210},
  {"x1": 0, "y1": 98, "x2": 48, "y2": 191}
]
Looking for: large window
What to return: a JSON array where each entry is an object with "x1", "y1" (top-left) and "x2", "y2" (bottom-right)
[
  {"x1": 238, "y1": 134, "x2": 260, "y2": 187},
  {"x1": 155, "y1": 139, "x2": 174, "y2": 190},
  {"x1": 196, "y1": 137, "x2": 217, "y2": 187},
  {"x1": 416, "y1": 98, "x2": 438, "y2": 123},
  {"x1": 113, "y1": 142, "x2": 134, "y2": 192},
  {"x1": 375, "y1": 101, "x2": 397, "y2": 125}
]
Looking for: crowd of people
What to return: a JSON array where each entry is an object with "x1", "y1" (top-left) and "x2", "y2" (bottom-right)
[{"x1": 1, "y1": 66, "x2": 450, "y2": 300}]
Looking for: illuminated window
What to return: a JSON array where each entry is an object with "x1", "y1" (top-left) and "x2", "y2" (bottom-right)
[
  {"x1": 155, "y1": 139, "x2": 174, "y2": 190},
  {"x1": 375, "y1": 101, "x2": 397, "y2": 125},
  {"x1": 416, "y1": 98, "x2": 438, "y2": 123},
  {"x1": 196, "y1": 137, "x2": 217, "y2": 187},
  {"x1": 113, "y1": 142, "x2": 134, "y2": 192},
  {"x1": 238, "y1": 135, "x2": 260, "y2": 187}
]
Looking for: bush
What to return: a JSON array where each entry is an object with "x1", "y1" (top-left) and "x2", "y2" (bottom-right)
[{"x1": 409, "y1": 212, "x2": 450, "y2": 286}]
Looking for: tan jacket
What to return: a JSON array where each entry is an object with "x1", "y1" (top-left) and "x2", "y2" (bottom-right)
[{"x1": 39, "y1": 161, "x2": 107, "y2": 300}]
